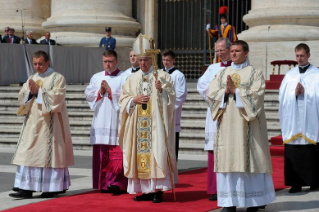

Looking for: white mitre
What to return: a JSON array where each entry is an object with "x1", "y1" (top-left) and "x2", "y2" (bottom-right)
[{"x1": 132, "y1": 33, "x2": 152, "y2": 57}]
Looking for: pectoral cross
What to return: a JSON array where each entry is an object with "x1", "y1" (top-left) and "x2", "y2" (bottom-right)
[{"x1": 145, "y1": 39, "x2": 161, "y2": 80}]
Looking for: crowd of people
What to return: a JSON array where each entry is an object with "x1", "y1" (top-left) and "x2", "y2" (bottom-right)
[{"x1": 5, "y1": 9, "x2": 319, "y2": 212}]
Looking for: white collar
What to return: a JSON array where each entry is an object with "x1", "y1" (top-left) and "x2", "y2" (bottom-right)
[
  {"x1": 299, "y1": 63, "x2": 310, "y2": 69},
  {"x1": 231, "y1": 60, "x2": 249, "y2": 70},
  {"x1": 38, "y1": 67, "x2": 53, "y2": 77},
  {"x1": 165, "y1": 65, "x2": 174, "y2": 72}
]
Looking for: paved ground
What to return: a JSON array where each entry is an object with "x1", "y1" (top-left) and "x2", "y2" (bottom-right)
[{"x1": 0, "y1": 147, "x2": 319, "y2": 212}]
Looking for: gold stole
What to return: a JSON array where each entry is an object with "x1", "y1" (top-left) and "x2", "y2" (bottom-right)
[{"x1": 137, "y1": 75, "x2": 153, "y2": 179}]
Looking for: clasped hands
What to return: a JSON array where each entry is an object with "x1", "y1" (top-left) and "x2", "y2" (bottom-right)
[
  {"x1": 295, "y1": 82, "x2": 305, "y2": 96},
  {"x1": 100, "y1": 80, "x2": 111, "y2": 95},
  {"x1": 133, "y1": 80, "x2": 162, "y2": 105},
  {"x1": 225, "y1": 75, "x2": 236, "y2": 94},
  {"x1": 28, "y1": 79, "x2": 40, "y2": 95}
]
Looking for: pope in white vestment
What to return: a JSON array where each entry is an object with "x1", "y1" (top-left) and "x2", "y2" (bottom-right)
[
  {"x1": 85, "y1": 50, "x2": 128, "y2": 193},
  {"x1": 208, "y1": 41, "x2": 275, "y2": 212},
  {"x1": 118, "y1": 34, "x2": 178, "y2": 203},
  {"x1": 10, "y1": 51, "x2": 74, "y2": 199},
  {"x1": 279, "y1": 43, "x2": 319, "y2": 193}
]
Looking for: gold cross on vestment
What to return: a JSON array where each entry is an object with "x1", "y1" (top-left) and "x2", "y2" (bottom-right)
[{"x1": 145, "y1": 39, "x2": 161, "y2": 80}]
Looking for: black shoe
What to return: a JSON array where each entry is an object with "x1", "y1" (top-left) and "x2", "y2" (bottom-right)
[
  {"x1": 133, "y1": 193, "x2": 154, "y2": 201},
  {"x1": 54, "y1": 190, "x2": 67, "y2": 195},
  {"x1": 208, "y1": 194, "x2": 217, "y2": 201},
  {"x1": 259, "y1": 205, "x2": 266, "y2": 209},
  {"x1": 221, "y1": 207, "x2": 236, "y2": 212},
  {"x1": 12, "y1": 187, "x2": 19, "y2": 192},
  {"x1": 289, "y1": 186, "x2": 302, "y2": 193},
  {"x1": 152, "y1": 191, "x2": 163, "y2": 203},
  {"x1": 310, "y1": 185, "x2": 319, "y2": 191},
  {"x1": 9, "y1": 190, "x2": 33, "y2": 199},
  {"x1": 101, "y1": 189, "x2": 112, "y2": 193},
  {"x1": 247, "y1": 206, "x2": 259, "y2": 212},
  {"x1": 39, "y1": 192, "x2": 55, "y2": 198},
  {"x1": 107, "y1": 184, "x2": 121, "y2": 195}
]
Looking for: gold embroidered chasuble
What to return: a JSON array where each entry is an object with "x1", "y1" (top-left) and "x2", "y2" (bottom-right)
[
  {"x1": 208, "y1": 66, "x2": 272, "y2": 173},
  {"x1": 118, "y1": 69, "x2": 178, "y2": 182},
  {"x1": 12, "y1": 71, "x2": 74, "y2": 168}
]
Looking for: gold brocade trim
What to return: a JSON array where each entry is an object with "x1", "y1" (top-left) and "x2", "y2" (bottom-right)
[
  {"x1": 231, "y1": 73, "x2": 241, "y2": 88},
  {"x1": 137, "y1": 100, "x2": 152, "y2": 179},
  {"x1": 283, "y1": 133, "x2": 317, "y2": 145}
]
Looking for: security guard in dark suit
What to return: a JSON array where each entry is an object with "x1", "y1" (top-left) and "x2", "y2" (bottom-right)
[{"x1": 99, "y1": 27, "x2": 116, "y2": 50}]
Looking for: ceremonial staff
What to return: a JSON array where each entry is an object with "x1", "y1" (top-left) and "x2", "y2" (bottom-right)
[{"x1": 146, "y1": 40, "x2": 176, "y2": 201}]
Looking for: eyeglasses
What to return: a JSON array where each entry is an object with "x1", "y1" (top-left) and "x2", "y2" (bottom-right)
[
  {"x1": 215, "y1": 49, "x2": 227, "y2": 53},
  {"x1": 4, "y1": 30, "x2": 8, "y2": 32}
]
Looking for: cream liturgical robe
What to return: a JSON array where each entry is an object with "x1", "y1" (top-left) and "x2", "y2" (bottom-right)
[
  {"x1": 12, "y1": 69, "x2": 74, "y2": 168},
  {"x1": 208, "y1": 65, "x2": 272, "y2": 173},
  {"x1": 118, "y1": 69, "x2": 178, "y2": 187}
]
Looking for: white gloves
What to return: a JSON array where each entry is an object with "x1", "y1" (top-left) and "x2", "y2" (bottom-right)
[{"x1": 206, "y1": 24, "x2": 211, "y2": 31}]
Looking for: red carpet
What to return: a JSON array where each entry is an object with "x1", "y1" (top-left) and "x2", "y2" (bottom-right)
[{"x1": 4, "y1": 158, "x2": 287, "y2": 212}]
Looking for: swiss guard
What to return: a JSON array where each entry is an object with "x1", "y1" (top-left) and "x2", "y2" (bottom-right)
[
  {"x1": 99, "y1": 27, "x2": 116, "y2": 50},
  {"x1": 206, "y1": 6, "x2": 237, "y2": 62}
]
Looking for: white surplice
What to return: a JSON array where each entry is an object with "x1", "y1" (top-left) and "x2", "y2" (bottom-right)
[
  {"x1": 85, "y1": 70, "x2": 128, "y2": 145},
  {"x1": 215, "y1": 61, "x2": 275, "y2": 207},
  {"x1": 279, "y1": 65, "x2": 319, "y2": 145},
  {"x1": 197, "y1": 63, "x2": 225, "y2": 150},
  {"x1": 165, "y1": 66, "x2": 187, "y2": 132},
  {"x1": 14, "y1": 166, "x2": 70, "y2": 192}
]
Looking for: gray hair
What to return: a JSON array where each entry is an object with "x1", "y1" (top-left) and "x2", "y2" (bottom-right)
[
  {"x1": 216, "y1": 38, "x2": 231, "y2": 49},
  {"x1": 26, "y1": 30, "x2": 33, "y2": 35}
]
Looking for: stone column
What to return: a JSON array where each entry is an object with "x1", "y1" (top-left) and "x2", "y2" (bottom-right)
[
  {"x1": 0, "y1": 0, "x2": 50, "y2": 39},
  {"x1": 239, "y1": 0, "x2": 319, "y2": 78},
  {"x1": 42, "y1": 0, "x2": 141, "y2": 69}
]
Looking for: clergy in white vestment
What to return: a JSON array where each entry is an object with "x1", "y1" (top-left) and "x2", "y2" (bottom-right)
[
  {"x1": 208, "y1": 40, "x2": 275, "y2": 212},
  {"x1": 123, "y1": 49, "x2": 140, "y2": 77},
  {"x1": 197, "y1": 38, "x2": 232, "y2": 202},
  {"x1": 10, "y1": 51, "x2": 74, "y2": 199},
  {"x1": 118, "y1": 34, "x2": 178, "y2": 203},
  {"x1": 162, "y1": 50, "x2": 187, "y2": 160},
  {"x1": 279, "y1": 43, "x2": 319, "y2": 193},
  {"x1": 85, "y1": 50, "x2": 128, "y2": 194}
]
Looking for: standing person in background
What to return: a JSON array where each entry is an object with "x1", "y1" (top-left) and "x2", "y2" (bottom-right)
[
  {"x1": 85, "y1": 50, "x2": 128, "y2": 195},
  {"x1": 124, "y1": 49, "x2": 140, "y2": 76},
  {"x1": 40, "y1": 32, "x2": 56, "y2": 45},
  {"x1": 4, "y1": 28, "x2": 21, "y2": 44},
  {"x1": 197, "y1": 37, "x2": 232, "y2": 201},
  {"x1": 24, "y1": 30, "x2": 38, "y2": 45},
  {"x1": 9, "y1": 51, "x2": 74, "y2": 199},
  {"x1": 162, "y1": 50, "x2": 187, "y2": 160},
  {"x1": 279, "y1": 43, "x2": 319, "y2": 193},
  {"x1": 2, "y1": 26, "x2": 9, "y2": 42},
  {"x1": 99, "y1": 27, "x2": 116, "y2": 50},
  {"x1": 206, "y1": 6, "x2": 237, "y2": 63}
]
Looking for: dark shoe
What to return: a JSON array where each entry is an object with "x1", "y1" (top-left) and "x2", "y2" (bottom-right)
[
  {"x1": 209, "y1": 194, "x2": 217, "y2": 201},
  {"x1": 133, "y1": 193, "x2": 154, "y2": 201},
  {"x1": 9, "y1": 190, "x2": 33, "y2": 199},
  {"x1": 54, "y1": 190, "x2": 67, "y2": 195},
  {"x1": 12, "y1": 187, "x2": 19, "y2": 192},
  {"x1": 289, "y1": 186, "x2": 302, "y2": 193},
  {"x1": 259, "y1": 205, "x2": 266, "y2": 209},
  {"x1": 107, "y1": 184, "x2": 120, "y2": 195},
  {"x1": 152, "y1": 191, "x2": 163, "y2": 203},
  {"x1": 39, "y1": 192, "x2": 55, "y2": 198},
  {"x1": 101, "y1": 189, "x2": 112, "y2": 193},
  {"x1": 310, "y1": 185, "x2": 319, "y2": 191},
  {"x1": 247, "y1": 206, "x2": 259, "y2": 212},
  {"x1": 221, "y1": 207, "x2": 236, "y2": 212}
]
